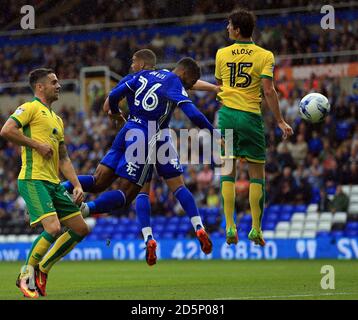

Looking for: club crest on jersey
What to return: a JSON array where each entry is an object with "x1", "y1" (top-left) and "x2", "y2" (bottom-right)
[
  {"x1": 14, "y1": 107, "x2": 25, "y2": 116},
  {"x1": 126, "y1": 162, "x2": 140, "y2": 176}
]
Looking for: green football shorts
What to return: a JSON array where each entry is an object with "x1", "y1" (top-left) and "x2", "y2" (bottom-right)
[
  {"x1": 18, "y1": 179, "x2": 81, "y2": 226},
  {"x1": 218, "y1": 105, "x2": 266, "y2": 163}
]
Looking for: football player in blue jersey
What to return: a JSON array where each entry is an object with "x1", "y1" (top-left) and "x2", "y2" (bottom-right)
[{"x1": 63, "y1": 51, "x2": 220, "y2": 265}]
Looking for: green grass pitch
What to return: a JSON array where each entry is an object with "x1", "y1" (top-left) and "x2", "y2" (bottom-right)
[{"x1": 0, "y1": 260, "x2": 357, "y2": 300}]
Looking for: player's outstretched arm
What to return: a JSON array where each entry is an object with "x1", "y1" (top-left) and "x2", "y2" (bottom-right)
[
  {"x1": 0, "y1": 118, "x2": 53, "y2": 159},
  {"x1": 58, "y1": 142, "x2": 84, "y2": 204},
  {"x1": 192, "y1": 80, "x2": 221, "y2": 94},
  {"x1": 262, "y1": 78, "x2": 293, "y2": 139},
  {"x1": 180, "y1": 101, "x2": 215, "y2": 133}
]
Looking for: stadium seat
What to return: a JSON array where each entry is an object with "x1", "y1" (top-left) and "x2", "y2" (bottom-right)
[
  {"x1": 349, "y1": 204, "x2": 358, "y2": 215},
  {"x1": 268, "y1": 205, "x2": 281, "y2": 214},
  {"x1": 239, "y1": 221, "x2": 251, "y2": 232},
  {"x1": 275, "y1": 230, "x2": 288, "y2": 238},
  {"x1": 290, "y1": 221, "x2": 304, "y2": 231},
  {"x1": 319, "y1": 212, "x2": 333, "y2": 222},
  {"x1": 302, "y1": 230, "x2": 316, "y2": 238},
  {"x1": 288, "y1": 230, "x2": 302, "y2": 238},
  {"x1": 351, "y1": 185, "x2": 358, "y2": 194},
  {"x1": 280, "y1": 212, "x2": 293, "y2": 221},
  {"x1": 282, "y1": 204, "x2": 295, "y2": 214},
  {"x1": 304, "y1": 221, "x2": 318, "y2": 231},
  {"x1": 307, "y1": 204, "x2": 318, "y2": 213},
  {"x1": 262, "y1": 221, "x2": 276, "y2": 230},
  {"x1": 345, "y1": 230, "x2": 358, "y2": 237},
  {"x1": 294, "y1": 205, "x2": 307, "y2": 212},
  {"x1": 240, "y1": 214, "x2": 252, "y2": 222},
  {"x1": 276, "y1": 221, "x2": 290, "y2": 231},
  {"x1": 331, "y1": 230, "x2": 344, "y2": 238},
  {"x1": 333, "y1": 212, "x2": 347, "y2": 224},
  {"x1": 342, "y1": 185, "x2": 351, "y2": 196},
  {"x1": 87, "y1": 234, "x2": 99, "y2": 241},
  {"x1": 316, "y1": 231, "x2": 330, "y2": 238},
  {"x1": 306, "y1": 212, "x2": 319, "y2": 222},
  {"x1": 345, "y1": 222, "x2": 358, "y2": 231},
  {"x1": 291, "y1": 212, "x2": 305, "y2": 222},
  {"x1": 0, "y1": 235, "x2": 6, "y2": 243},
  {"x1": 317, "y1": 221, "x2": 332, "y2": 232},
  {"x1": 349, "y1": 194, "x2": 358, "y2": 204},
  {"x1": 262, "y1": 230, "x2": 274, "y2": 238},
  {"x1": 4, "y1": 235, "x2": 17, "y2": 243},
  {"x1": 266, "y1": 213, "x2": 279, "y2": 222}
]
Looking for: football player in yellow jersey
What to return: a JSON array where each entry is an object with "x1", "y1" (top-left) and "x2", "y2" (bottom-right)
[
  {"x1": 215, "y1": 9, "x2": 293, "y2": 246},
  {"x1": 0, "y1": 68, "x2": 89, "y2": 298}
]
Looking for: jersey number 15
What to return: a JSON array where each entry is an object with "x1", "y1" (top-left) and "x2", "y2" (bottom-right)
[{"x1": 226, "y1": 62, "x2": 252, "y2": 88}]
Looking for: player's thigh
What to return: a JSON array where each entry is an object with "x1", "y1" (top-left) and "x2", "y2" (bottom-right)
[
  {"x1": 61, "y1": 214, "x2": 89, "y2": 237},
  {"x1": 93, "y1": 164, "x2": 117, "y2": 192},
  {"x1": 17, "y1": 179, "x2": 58, "y2": 227},
  {"x1": 248, "y1": 162, "x2": 265, "y2": 180},
  {"x1": 236, "y1": 110, "x2": 266, "y2": 163},
  {"x1": 51, "y1": 183, "x2": 82, "y2": 225}
]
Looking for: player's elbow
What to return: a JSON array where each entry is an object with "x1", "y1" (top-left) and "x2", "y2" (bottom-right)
[
  {"x1": 264, "y1": 86, "x2": 276, "y2": 98},
  {"x1": 0, "y1": 125, "x2": 10, "y2": 139}
]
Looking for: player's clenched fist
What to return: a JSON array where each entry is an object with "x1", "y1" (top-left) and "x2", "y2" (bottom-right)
[{"x1": 35, "y1": 142, "x2": 54, "y2": 159}]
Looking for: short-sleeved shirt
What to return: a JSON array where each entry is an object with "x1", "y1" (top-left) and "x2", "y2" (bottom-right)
[
  {"x1": 215, "y1": 41, "x2": 275, "y2": 114},
  {"x1": 10, "y1": 97, "x2": 64, "y2": 184}
]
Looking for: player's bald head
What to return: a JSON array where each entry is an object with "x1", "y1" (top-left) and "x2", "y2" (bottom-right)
[{"x1": 133, "y1": 49, "x2": 157, "y2": 69}]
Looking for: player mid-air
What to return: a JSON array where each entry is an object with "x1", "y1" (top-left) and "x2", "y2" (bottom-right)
[
  {"x1": 64, "y1": 54, "x2": 220, "y2": 264},
  {"x1": 216, "y1": 9, "x2": 293, "y2": 246}
]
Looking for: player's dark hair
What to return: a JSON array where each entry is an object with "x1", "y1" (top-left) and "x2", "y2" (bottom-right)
[
  {"x1": 229, "y1": 9, "x2": 256, "y2": 38},
  {"x1": 134, "y1": 49, "x2": 157, "y2": 68},
  {"x1": 176, "y1": 57, "x2": 201, "y2": 81},
  {"x1": 29, "y1": 68, "x2": 54, "y2": 91}
]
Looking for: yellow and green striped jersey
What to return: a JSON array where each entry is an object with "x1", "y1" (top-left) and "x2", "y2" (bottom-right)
[
  {"x1": 10, "y1": 97, "x2": 64, "y2": 184},
  {"x1": 215, "y1": 41, "x2": 275, "y2": 114}
]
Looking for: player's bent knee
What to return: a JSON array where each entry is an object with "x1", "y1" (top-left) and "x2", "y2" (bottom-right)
[
  {"x1": 73, "y1": 223, "x2": 90, "y2": 237},
  {"x1": 45, "y1": 222, "x2": 62, "y2": 237}
]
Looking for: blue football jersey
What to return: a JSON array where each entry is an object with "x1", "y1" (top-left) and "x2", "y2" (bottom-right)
[{"x1": 124, "y1": 69, "x2": 192, "y2": 129}]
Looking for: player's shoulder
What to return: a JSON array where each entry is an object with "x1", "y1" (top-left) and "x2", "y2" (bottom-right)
[
  {"x1": 21, "y1": 99, "x2": 41, "y2": 111},
  {"x1": 252, "y1": 43, "x2": 274, "y2": 57}
]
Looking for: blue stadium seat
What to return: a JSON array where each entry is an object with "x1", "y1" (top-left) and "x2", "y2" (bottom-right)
[
  {"x1": 87, "y1": 234, "x2": 99, "y2": 241},
  {"x1": 239, "y1": 221, "x2": 251, "y2": 232},
  {"x1": 316, "y1": 231, "x2": 330, "y2": 238},
  {"x1": 266, "y1": 213, "x2": 279, "y2": 222},
  {"x1": 346, "y1": 222, "x2": 358, "y2": 231},
  {"x1": 178, "y1": 223, "x2": 191, "y2": 232},
  {"x1": 161, "y1": 231, "x2": 175, "y2": 239},
  {"x1": 241, "y1": 214, "x2": 252, "y2": 222},
  {"x1": 282, "y1": 205, "x2": 295, "y2": 214},
  {"x1": 262, "y1": 222, "x2": 276, "y2": 230},
  {"x1": 279, "y1": 212, "x2": 293, "y2": 221},
  {"x1": 206, "y1": 215, "x2": 217, "y2": 226},
  {"x1": 331, "y1": 230, "x2": 344, "y2": 237},
  {"x1": 268, "y1": 205, "x2": 281, "y2": 214},
  {"x1": 112, "y1": 233, "x2": 123, "y2": 240},
  {"x1": 345, "y1": 230, "x2": 358, "y2": 237},
  {"x1": 294, "y1": 205, "x2": 307, "y2": 212},
  {"x1": 326, "y1": 186, "x2": 336, "y2": 196}
]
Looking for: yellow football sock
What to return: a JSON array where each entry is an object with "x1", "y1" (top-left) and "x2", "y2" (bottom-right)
[
  {"x1": 24, "y1": 231, "x2": 56, "y2": 268},
  {"x1": 39, "y1": 230, "x2": 84, "y2": 274},
  {"x1": 221, "y1": 177, "x2": 236, "y2": 230},
  {"x1": 249, "y1": 179, "x2": 265, "y2": 231}
]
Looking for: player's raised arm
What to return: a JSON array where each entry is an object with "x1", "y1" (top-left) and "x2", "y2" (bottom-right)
[
  {"x1": 262, "y1": 78, "x2": 293, "y2": 139},
  {"x1": 0, "y1": 114, "x2": 53, "y2": 159}
]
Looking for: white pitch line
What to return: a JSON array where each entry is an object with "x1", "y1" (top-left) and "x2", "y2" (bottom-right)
[{"x1": 215, "y1": 292, "x2": 356, "y2": 300}]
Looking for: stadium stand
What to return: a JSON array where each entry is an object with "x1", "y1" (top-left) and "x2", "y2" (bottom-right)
[{"x1": 0, "y1": 3, "x2": 357, "y2": 243}]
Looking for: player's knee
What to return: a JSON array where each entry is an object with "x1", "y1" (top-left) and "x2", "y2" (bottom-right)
[
  {"x1": 76, "y1": 223, "x2": 90, "y2": 237},
  {"x1": 45, "y1": 222, "x2": 62, "y2": 237}
]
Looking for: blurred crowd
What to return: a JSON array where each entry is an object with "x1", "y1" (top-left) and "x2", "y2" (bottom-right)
[
  {"x1": 1, "y1": 74, "x2": 357, "y2": 233},
  {"x1": 1, "y1": 9, "x2": 357, "y2": 85},
  {"x1": 1, "y1": 1, "x2": 350, "y2": 30}
]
